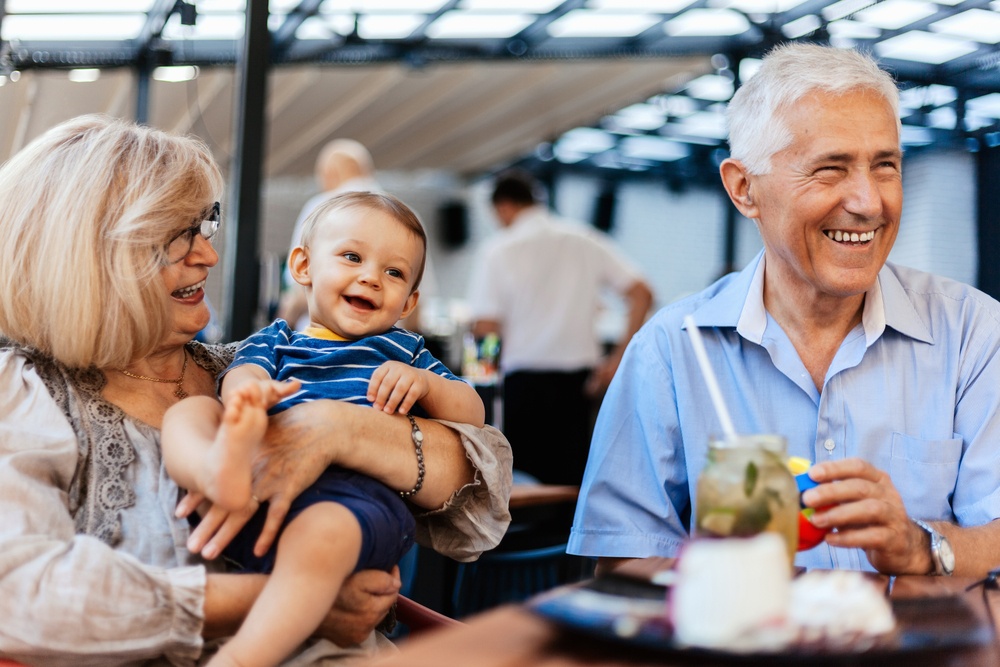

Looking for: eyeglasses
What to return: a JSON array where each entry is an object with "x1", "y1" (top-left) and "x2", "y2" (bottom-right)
[{"x1": 164, "y1": 202, "x2": 221, "y2": 264}]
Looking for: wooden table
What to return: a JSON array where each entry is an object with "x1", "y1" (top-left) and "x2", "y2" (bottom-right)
[{"x1": 367, "y1": 561, "x2": 1000, "y2": 667}]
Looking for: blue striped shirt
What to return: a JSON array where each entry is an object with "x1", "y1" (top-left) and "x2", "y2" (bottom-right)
[{"x1": 229, "y1": 319, "x2": 460, "y2": 416}]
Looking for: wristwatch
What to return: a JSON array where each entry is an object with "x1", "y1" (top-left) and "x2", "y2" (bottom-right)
[{"x1": 912, "y1": 518, "x2": 955, "y2": 576}]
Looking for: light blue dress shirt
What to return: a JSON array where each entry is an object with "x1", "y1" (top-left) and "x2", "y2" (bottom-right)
[{"x1": 568, "y1": 250, "x2": 1000, "y2": 571}]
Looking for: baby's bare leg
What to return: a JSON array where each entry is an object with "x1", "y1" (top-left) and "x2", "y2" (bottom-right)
[
  {"x1": 208, "y1": 503, "x2": 363, "y2": 667},
  {"x1": 199, "y1": 385, "x2": 272, "y2": 510}
]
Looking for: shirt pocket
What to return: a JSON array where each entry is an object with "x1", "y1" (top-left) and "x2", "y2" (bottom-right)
[{"x1": 889, "y1": 433, "x2": 962, "y2": 520}]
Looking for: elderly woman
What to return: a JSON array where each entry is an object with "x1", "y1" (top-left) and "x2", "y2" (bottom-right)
[{"x1": 0, "y1": 115, "x2": 512, "y2": 666}]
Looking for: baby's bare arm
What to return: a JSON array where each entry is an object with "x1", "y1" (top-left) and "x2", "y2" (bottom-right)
[{"x1": 368, "y1": 362, "x2": 485, "y2": 427}]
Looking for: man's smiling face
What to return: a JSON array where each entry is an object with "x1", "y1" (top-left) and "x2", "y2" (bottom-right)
[{"x1": 748, "y1": 87, "x2": 903, "y2": 303}]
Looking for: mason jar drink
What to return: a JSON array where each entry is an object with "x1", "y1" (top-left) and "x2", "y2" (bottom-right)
[{"x1": 694, "y1": 435, "x2": 799, "y2": 564}]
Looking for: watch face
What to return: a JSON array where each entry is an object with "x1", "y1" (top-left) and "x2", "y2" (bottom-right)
[{"x1": 939, "y1": 535, "x2": 956, "y2": 574}]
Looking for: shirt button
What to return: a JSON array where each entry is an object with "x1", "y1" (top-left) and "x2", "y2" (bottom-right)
[{"x1": 823, "y1": 438, "x2": 836, "y2": 452}]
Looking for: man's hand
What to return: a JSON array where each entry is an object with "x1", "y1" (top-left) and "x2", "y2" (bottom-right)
[
  {"x1": 803, "y1": 458, "x2": 930, "y2": 575},
  {"x1": 367, "y1": 361, "x2": 429, "y2": 416},
  {"x1": 313, "y1": 567, "x2": 402, "y2": 647},
  {"x1": 585, "y1": 356, "x2": 619, "y2": 398}
]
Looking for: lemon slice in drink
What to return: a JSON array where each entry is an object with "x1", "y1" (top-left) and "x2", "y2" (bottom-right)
[{"x1": 698, "y1": 510, "x2": 737, "y2": 536}]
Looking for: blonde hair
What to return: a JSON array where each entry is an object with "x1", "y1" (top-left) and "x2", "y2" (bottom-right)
[
  {"x1": 0, "y1": 114, "x2": 224, "y2": 368},
  {"x1": 299, "y1": 191, "x2": 427, "y2": 291},
  {"x1": 727, "y1": 43, "x2": 901, "y2": 175}
]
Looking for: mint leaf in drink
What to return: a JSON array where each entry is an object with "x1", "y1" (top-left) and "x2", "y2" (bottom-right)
[
  {"x1": 743, "y1": 461, "x2": 759, "y2": 498},
  {"x1": 732, "y1": 497, "x2": 772, "y2": 536}
]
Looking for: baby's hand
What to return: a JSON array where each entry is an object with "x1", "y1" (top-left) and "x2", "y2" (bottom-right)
[{"x1": 367, "y1": 361, "x2": 428, "y2": 415}]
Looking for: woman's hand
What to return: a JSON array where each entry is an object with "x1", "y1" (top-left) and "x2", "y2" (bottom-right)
[
  {"x1": 176, "y1": 490, "x2": 261, "y2": 560},
  {"x1": 313, "y1": 567, "x2": 402, "y2": 647}
]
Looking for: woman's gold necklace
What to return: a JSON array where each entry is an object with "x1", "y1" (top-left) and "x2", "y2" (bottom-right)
[{"x1": 117, "y1": 349, "x2": 189, "y2": 399}]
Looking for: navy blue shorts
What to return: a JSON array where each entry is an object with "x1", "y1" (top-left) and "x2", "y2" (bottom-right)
[{"x1": 219, "y1": 467, "x2": 416, "y2": 574}]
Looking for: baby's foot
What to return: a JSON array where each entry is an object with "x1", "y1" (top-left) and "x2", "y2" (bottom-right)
[{"x1": 202, "y1": 386, "x2": 270, "y2": 511}]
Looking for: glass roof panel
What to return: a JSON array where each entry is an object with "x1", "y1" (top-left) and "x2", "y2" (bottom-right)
[
  {"x1": 460, "y1": 0, "x2": 565, "y2": 10},
  {"x1": 67, "y1": 69, "x2": 101, "y2": 83},
  {"x1": 6, "y1": 0, "x2": 154, "y2": 11},
  {"x1": 297, "y1": 15, "x2": 354, "y2": 40},
  {"x1": 546, "y1": 10, "x2": 660, "y2": 37},
  {"x1": 709, "y1": 0, "x2": 809, "y2": 13},
  {"x1": 927, "y1": 106, "x2": 957, "y2": 129},
  {"x1": 930, "y1": 9, "x2": 1000, "y2": 44},
  {"x1": 899, "y1": 84, "x2": 958, "y2": 109},
  {"x1": 153, "y1": 65, "x2": 200, "y2": 82},
  {"x1": 162, "y1": 13, "x2": 244, "y2": 40},
  {"x1": 853, "y1": 0, "x2": 938, "y2": 30},
  {"x1": 607, "y1": 103, "x2": 668, "y2": 131},
  {"x1": 425, "y1": 11, "x2": 535, "y2": 38},
  {"x1": 2, "y1": 14, "x2": 146, "y2": 41},
  {"x1": 269, "y1": 0, "x2": 304, "y2": 11},
  {"x1": 875, "y1": 31, "x2": 979, "y2": 63},
  {"x1": 558, "y1": 127, "x2": 618, "y2": 152},
  {"x1": 662, "y1": 8, "x2": 751, "y2": 35},
  {"x1": 782, "y1": 14, "x2": 822, "y2": 38},
  {"x1": 659, "y1": 95, "x2": 699, "y2": 117},
  {"x1": 822, "y1": 0, "x2": 880, "y2": 22},
  {"x1": 193, "y1": 0, "x2": 245, "y2": 10},
  {"x1": 967, "y1": 93, "x2": 1000, "y2": 117},
  {"x1": 684, "y1": 74, "x2": 735, "y2": 101},
  {"x1": 826, "y1": 19, "x2": 882, "y2": 40},
  {"x1": 672, "y1": 110, "x2": 729, "y2": 140},
  {"x1": 620, "y1": 135, "x2": 690, "y2": 161},
  {"x1": 357, "y1": 15, "x2": 428, "y2": 39},
  {"x1": 900, "y1": 125, "x2": 934, "y2": 145},
  {"x1": 587, "y1": 0, "x2": 698, "y2": 9},
  {"x1": 319, "y1": 0, "x2": 448, "y2": 11}
]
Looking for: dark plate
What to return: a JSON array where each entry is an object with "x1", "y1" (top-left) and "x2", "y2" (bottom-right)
[{"x1": 527, "y1": 575, "x2": 996, "y2": 663}]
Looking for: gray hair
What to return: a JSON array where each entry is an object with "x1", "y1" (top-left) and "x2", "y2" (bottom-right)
[{"x1": 727, "y1": 43, "x2": 901, "y2": 175}]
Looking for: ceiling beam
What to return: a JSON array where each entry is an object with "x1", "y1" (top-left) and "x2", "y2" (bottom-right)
[{"x1": 271, "y1": 0, "x2": 324, "y2": 59}]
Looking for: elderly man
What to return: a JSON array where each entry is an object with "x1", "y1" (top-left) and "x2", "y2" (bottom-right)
[{"x1": 568, "y1": 42, "x2": 1000, "y2": 579}]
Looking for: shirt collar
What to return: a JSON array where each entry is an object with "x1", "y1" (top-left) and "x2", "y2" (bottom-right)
[
  {"x1": 689, "y1": 249, "x2": 933, "y2": 346},
  {"x1": 303, "y1": 326, "x2": 349, "y2": 341}
]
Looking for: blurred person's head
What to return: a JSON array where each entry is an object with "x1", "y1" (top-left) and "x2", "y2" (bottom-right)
[
  {"x1": 289, "y1": 191, "x2": 426, "y2": 339},
  {"x1": 315, "y1": 139, "x2": 375, "y2": 192},
  {"x1": 0, "y1": 114, "x2": 224, "y2": 369},
  {"x1": 490, "y1": 169, "x2": 543, "y2": 227}
]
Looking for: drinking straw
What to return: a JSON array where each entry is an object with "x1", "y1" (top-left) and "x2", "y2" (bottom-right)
[{"x1": 683, "y1": 314, "x2": 737, "y2": 441}]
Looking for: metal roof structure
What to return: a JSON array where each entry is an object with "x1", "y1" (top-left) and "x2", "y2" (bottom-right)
[{"x1": 2, "y1": 0, "x2": 999, "y2": 183}]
